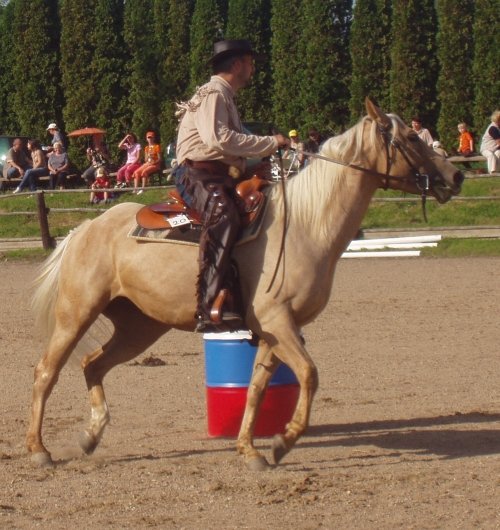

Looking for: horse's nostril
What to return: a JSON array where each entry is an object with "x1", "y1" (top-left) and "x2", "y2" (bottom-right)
[{"x1": 454, "y1": 171, "x2": 465, "y2": 186}]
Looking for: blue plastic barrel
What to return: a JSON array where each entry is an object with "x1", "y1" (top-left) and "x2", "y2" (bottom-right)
[{"x1": 203, "y1": 331, "x2": 299, "y2": 437}]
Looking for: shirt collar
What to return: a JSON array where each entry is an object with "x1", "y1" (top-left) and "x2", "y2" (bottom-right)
[{"x1": 211, "y1": 75, "x2": 235, "y2": 97}]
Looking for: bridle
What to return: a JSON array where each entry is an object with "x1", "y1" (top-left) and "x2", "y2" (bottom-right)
[
  {"x1": 294, "y1": 122, "x2": 435, "y2": 221},
  {"x1": 266, "y1": 121, "x2": 435, "y2": 293}
]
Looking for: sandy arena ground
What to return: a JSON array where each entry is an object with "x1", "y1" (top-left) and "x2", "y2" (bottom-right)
[{"x1": 1, "y1": 258, "x2": 499, "y2": 529}]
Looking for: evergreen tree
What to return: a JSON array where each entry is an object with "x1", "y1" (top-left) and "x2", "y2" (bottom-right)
[
  {"x1": 91, "y1": 0, "x2": 127, "y2": 158},
  {"x1": 349, "y1": 0, "x2": 392, "y2": 123},
  {"x1": 60, "y1": 0, "x2": 98, "y2": 165},
  {"x1": 299, "y1": 0, "x2": 352, "y2": 134},
  {"x1": 270, "y1": 0, "x2": 303, "y2": 132},
  {"x1": 0, "y1": 1, "x2": 18, "y2": 134},
  {"x1": 11, "y1": 0, "x2": 63, "y2": 139},
  {"x1": 389, "y1": 0, "x2": 439, "y2": 132},
  {"x1": 123, "y1": 0, "x2": 161, "y2": 139},
  {"x1": 225, "y1": 0, "x2": 272, "y2": 123},
  {"x1": 435, "y1": 0, "x2": 475, "y2": 150},
  {"x1": 158, "y1": 0, "x2": 193, "y2": 145},
  {"x1": 472, "y1": 0, "x2": 500, "y2": 134},
  {"x1": 189, "y1": 0, "x2": 224, "y2": 93}
]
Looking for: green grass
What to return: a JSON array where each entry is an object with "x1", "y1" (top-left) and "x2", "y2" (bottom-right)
[
  {"x1": 0, "y1": 187, "x2": 169, "y2": 238},
  {"x1": 0, "y1": 248, "x2": 51, "y2": 261},
  {"x1": 364, "y1": 176, "x2": 500, "y2": 228},
  {"x1": 0, "y1": 178, "x2": 499, "y2": 238},
  {"x1": 421, "y1": 238, "x2": 500, "y2": 257}
]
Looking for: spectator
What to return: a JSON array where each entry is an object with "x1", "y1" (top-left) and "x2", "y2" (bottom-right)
[
  {"x1": 46, "y1": 123, "x2": 66, "y2": 152},
  {"x1": 115, "y1": 133, "x2": 141, "y2": 188},
  {"x1": 13, "y1": 139, "x2": 47, "y2": 194},
  {"x1": 284, "y1": 129, "x2": 303, "y2": 171},
  {"x1": 132, "y1": 131, "x2": 161, "y2": 195},
  {"x1": 90, "y1": 166, "x2": 111, "y2": 204},
  {"x1": 48, "y1": 142, "x2": 70, "y2": 190},
  {"x1": 82, "y1": 133, "x2": 111, "y2": 186},
  {"x1": 3, "y1": 138, "x2": 31, "y2": 180},
  {"x1": 302, "y1": 128, "x2": 322, "y2": 167},
  {"x1": 479, "y1": 110, "x2": 500, "y2": 174},
  {"x1": 432, "y1": 141, "x2": 448, "y2": 158},
  {"x1": 411, "y1": 117, "x2": 433, "y2": 146},
  {"x1": 457, "y1": 122, "x2": 474, "y2": 156},
  {"x1": 164, "y1": 141, "x2": 177, "y2": 182}
]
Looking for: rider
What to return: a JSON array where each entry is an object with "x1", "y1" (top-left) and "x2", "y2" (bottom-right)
[{"x1": 174, "y1": 39, "x2": 289, "y2": 332}]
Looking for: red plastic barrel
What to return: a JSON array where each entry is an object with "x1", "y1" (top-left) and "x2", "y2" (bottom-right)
[{"x1": 204, "y1": 331, "x2": 299, "y2": 437}]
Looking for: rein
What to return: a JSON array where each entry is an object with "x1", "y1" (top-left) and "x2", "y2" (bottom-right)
[
  {"x1": 299, "y1": 125, "x2": 432, "y2": 221},
  {"x1": 265, "y1": 122, "x2": 432, "y2": 295}
]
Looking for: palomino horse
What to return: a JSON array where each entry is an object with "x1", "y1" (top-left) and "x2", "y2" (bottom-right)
[{"x1": 27, "y1": 99, "x2": 463, "y2": 469}]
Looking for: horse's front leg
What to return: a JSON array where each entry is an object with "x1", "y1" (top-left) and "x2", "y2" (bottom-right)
[
  {"x1": 79, "y1": 346, "x2": 111, "y2": 455},
  {"x1": 264, "y1": 322, "x2": 319, "y2": 466},
  {"x1": 79, "y1": 310, "x2": 170, "y2": 456},
  {"x1": 236, "y1": 340, "x2": 280, "y2": 471}
]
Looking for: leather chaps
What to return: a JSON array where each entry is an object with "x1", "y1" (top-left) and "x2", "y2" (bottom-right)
[{"x1": 175, "y1": 164, "x2": 241, "y2": 319}]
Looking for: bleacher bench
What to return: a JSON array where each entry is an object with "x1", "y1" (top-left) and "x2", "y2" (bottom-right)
[{"x1": 0, "y1": 174, "x2": 79, "y2": 191}]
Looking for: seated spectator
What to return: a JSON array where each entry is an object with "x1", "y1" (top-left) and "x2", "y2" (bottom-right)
[
  {"x1": 164, "y1": 141, "x2": 177, "y2": 182},
  {"x1": 13, "y1": 139, "x2": 47, "y2": 193},
  {"x1": 480, "y1": 110, "x2": 500, "y2": 174},
  {"x1": 115, "y1": 133, "x2": 141, "y2": 188},
  {"x1": 432, "y1": 141, "x2": 448, "y2": 158},
  {"x1": 82, "y1": 133, "x2": 111, "y2": 186},
  {"x1": 46, "y1": 123, "x2": 66, "y2": 153},
  {"x1": 302, "y1": 128, "x2": 322, "y2": 167},
  {"x1": 48, "y1": 142, "x2": 70, "y2": 190},
  {"x1": 132, "y1": 131, "x2": 161, "y2": 194},
  {"x1": 90, "y1": 167, "x2": 111, "y2": 204},
  {"x1": 456, "y1": 122, "x2": 474, "y2": 156},
  {"x1": 3, "y1": 138, "x2": 31, "y2": 180},
  {"x1": 411, "y1": 117, "x2": 433, "y2": 146},
  {"x1": 283, "y1": 129, "x2": 303, "y2": 172}
]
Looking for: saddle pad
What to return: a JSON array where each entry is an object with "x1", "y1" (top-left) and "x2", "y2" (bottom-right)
[{"x1": 128, "y1": 198, "x2": 268, "y2": 248}]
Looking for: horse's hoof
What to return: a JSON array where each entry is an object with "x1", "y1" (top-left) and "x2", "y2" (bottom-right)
[
  {"x1": 31, "y1": 451, "x2": 54, "y2": 468},
  {"x1": 271, "y1": 434, "x2": 289, "y2": 465},
  {"x1": 246, "y1": 454, "x2": 271, "y2": 472},
  {"x1": 79, "y1": 430, "x2": 98, "y2": 455}
]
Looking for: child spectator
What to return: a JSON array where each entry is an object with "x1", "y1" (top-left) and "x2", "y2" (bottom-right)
[
  {"x1": 432, "y1": 141, "x2": 448, "y2": 158},
  {"x1": 82, "y1": 133, "x2": 111, "y2": 186},
  {"x1": 479, "y1": 110, "x2": 500, "y2": 174},
  {"x1": 457, "y1": 122, "x2": 474, "y2": 155},
  {"x1": 411, "y1": 117, "x2": 433, "y2": 146},
  {"x1": 132, "y1": 131, "x2": 161, "y2": 194},
  {"x1": 115, "y1": 133, "x2": 141, "y2": 188},
  {"x1": 48, "y1": 142, "x2": 70, "y2": 189},
  {"x1": 90, "y1": 166, "x2": 111, "y2": 204}
]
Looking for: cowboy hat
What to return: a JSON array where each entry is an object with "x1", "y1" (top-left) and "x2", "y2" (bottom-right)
[{"x1": 209, "y1": 39, "x2": 257, "y2": 64}]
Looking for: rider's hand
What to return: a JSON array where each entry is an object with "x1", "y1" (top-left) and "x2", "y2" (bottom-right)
[{"x1": 274, "y1": 134, "x2": 290, "y2": 149}]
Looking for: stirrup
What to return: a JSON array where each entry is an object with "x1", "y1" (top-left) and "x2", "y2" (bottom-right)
[{"x1": 209, "y1": 289, "x2": 243, "y2": 325}]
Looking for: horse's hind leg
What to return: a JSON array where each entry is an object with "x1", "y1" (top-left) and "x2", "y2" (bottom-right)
[
  {"x1": 79, "y1": 298, "x2": 169, "y2": 456},
  {"x1": 27, "y1": 315, "x2": 99, "y2": 467}
]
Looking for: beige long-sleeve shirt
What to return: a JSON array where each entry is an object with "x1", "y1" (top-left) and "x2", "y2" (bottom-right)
[{"x1": 176, "y1": 76, "x2": 278, "y2": 174}]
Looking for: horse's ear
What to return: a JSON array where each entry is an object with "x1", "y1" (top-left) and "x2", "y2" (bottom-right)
[{"x1": 365, "y1": 97, "x2": 391, "y2": 129}]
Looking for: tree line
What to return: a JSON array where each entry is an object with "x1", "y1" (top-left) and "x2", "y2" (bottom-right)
[{"x1": 0, "y1": 0, "x2": 498, "y2": 168}]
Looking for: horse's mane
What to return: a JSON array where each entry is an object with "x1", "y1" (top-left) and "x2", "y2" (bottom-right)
[{"x1": 272, "y1": 114, "x2": 402, "y2": 244}]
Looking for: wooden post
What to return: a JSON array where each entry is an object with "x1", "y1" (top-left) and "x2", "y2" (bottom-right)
[{"x1": 35, "y1": 191, "x2": 55, "y2": 249}]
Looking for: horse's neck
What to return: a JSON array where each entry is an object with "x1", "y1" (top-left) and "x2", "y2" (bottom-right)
[{"x1": 282, "y1": 161, "x2": 378, "y2": 256}]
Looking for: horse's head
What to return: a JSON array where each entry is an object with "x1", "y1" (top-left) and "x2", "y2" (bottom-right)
[{"x1": 365, "y1": 98, "x2": 463, "y2": 203}]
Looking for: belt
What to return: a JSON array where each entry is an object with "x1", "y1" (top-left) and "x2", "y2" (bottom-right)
[{"x1": 184, "y1": 159, "x2": 241, "y2": 179}]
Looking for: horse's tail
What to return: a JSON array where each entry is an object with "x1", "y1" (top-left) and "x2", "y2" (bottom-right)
[{"x1": 32, "y1": 221, "x2": 91, "y2": 340}]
